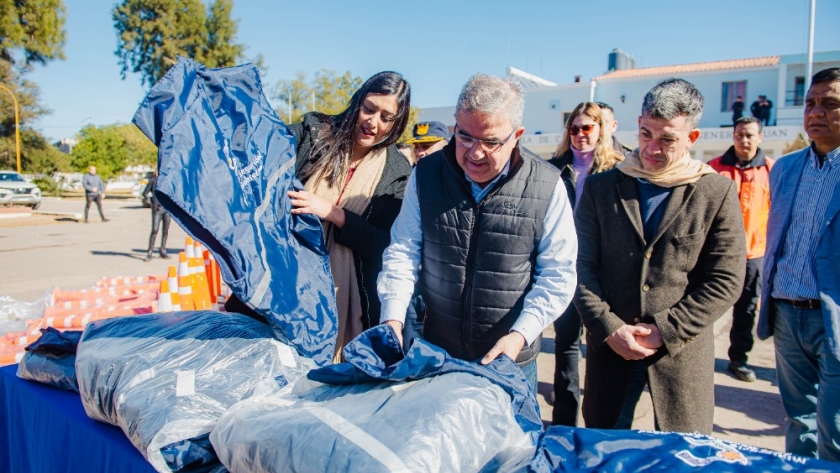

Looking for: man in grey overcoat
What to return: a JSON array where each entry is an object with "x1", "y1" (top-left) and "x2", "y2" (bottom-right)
[{"x1": 574, "y1": 79, "x2": 746, "y2": 434}]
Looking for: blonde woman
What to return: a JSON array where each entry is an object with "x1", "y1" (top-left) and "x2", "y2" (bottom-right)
[{"x1": 548, "y1": 101, "x2": 623, "y2": 426}]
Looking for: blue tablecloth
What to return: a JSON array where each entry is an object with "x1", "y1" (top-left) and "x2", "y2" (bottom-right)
[{"x1": 0, "y1": 364, "x2": 155, "y2": 473}]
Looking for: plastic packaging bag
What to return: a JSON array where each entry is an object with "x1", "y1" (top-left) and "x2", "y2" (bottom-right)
[
  {"x1": 0, "y1": 289, "x2": 51, "y2": 335},
  {"x1": 210, "y1": 326, "x2": 538, "y2": 473},
  {"x1": 76, "y1": 311, "x2": 315, "y2": 473},
  {"x1": 16, "y1": 327, "x2": 82, "y2": 392}
]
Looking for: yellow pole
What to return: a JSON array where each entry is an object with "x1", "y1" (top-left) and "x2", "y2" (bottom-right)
[{"x1": 0, "y1": 84, "x2": 21, "y2": 173}]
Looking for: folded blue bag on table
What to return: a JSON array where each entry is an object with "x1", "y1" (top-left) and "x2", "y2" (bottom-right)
[
  {"x1": 76, "y1": 311, "x2": 315, "y2": 473},
  {"x1": 16, "y1": 327, "x2": 82, "y2": 392},
  {"x1": 132, "y1": 57, "x2": 337, "y2": 367},
  {"x1": 210, "y1": 325, "x2": 542, "y2": 473}
]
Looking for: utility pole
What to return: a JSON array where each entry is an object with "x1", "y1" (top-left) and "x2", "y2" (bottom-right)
[
  {"x1": 805, "y1": 0, "x2": 816, "y2": 92},
  {"x1": 0, "y1": 84, "x2": 21, "y2": 173}
]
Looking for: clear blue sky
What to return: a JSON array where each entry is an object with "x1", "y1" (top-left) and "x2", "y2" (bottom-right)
[{"x1": 28, "y1": 0, "x2": 840, "y2": 142}]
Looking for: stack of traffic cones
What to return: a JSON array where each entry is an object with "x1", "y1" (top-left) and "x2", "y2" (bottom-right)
[{"x1": 155, "y1": 237, "x2": 227, "y2": 313}]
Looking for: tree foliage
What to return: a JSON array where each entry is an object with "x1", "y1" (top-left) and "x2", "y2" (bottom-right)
[
  {"x1": 0, "y1": 0, "x2": 67, "y2": 171},
  {"x1": 0, "y1": 0, "x2": 67, "y2": 68},
  {"x1": 113, "y1": 0, "x2": 245, "y2": 89},
  {"x1": 0, "y1": 128, "x2": 70, "y2": 173},
  {"x1": 273, "y1": 69, "x2": 422, "y2": 141},
  {"x1": 273, "y1": 69, "x2": 362, "y2": 124},
  {"x1": 70, "y1": 124, "x2": 157, "y2": 180}
]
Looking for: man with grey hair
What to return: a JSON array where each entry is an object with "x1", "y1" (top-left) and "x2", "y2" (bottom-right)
[
  {"x1": 574, "y1": 78, "x2": 746, "y2": 433},
  {"x1": 377, "y1": 74, "x2": 577, "y2": 393}
]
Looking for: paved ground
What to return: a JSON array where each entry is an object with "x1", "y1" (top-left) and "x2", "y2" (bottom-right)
[
  {"x1": 0, "y1": 197, "x2": 188, "y2": 300},
  {"x1": 1, "y1": 197, "x2": 786, "y2": 452}
]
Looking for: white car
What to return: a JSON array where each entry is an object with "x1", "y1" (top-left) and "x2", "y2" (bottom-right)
[{"x1": 0, "y1": 171, "x2": 42, "y2": 210}]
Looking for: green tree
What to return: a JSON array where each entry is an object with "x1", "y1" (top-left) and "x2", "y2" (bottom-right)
[
  {"x1": 273, "y1": 69, "x2": 422, "y2": 140},
  {"x1": 0, "y1": 0, "x2": 67, "y2": 68},
  {"x1": 0, "y1": 0, "x2": 67, "y2": 171},
  {"x1": 113, "y1": 0, "x2": 246, "y2": 89},
  {"x1": 203, "y1": 0, "x2": 243, "y2": 68},
  {"x1": 273, "y1": 69, "x2": 364, "y2": 124},
  {"x1": 70, "y1": 124, "x2": 157, "y2": 180}
]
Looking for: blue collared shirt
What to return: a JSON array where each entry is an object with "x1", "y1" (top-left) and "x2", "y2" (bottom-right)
[
  {"x1": 467, "y1": 159, "x2": 511, "y2": 202},
  {"x1": 772, "y1": 144, "x2": 840, "y2": 300},
  {"x1": 377, "y1": 158, "x2": 577, "y2": 345}
]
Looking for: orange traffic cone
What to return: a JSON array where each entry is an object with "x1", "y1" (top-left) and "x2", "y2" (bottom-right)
[
  {"x1": 158, "y1": 280, "x2": 173, "y2": 312},
  {"x1": 188, "y1": 249, "x2": 212, "y2": 310},
  {"x1": 203, "y1": 250, "x2": 221, "y2": 302},
  {"x1": 167, "y1": 265, "x2": 179, "y2": 306},
  {"x1": 170, "y1": 283, "x2": 181, "y2": 312},
  {"x1": 178, "y1": 252, "x2": 195, "y2": 310}
]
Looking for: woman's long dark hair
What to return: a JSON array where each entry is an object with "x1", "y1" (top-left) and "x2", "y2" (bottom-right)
[{"x1": 301, "y1": 71, "x2": 411, "y2": 187}]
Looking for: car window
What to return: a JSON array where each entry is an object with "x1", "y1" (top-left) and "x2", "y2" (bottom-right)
[{"x1": 0, "y1": 173, "x2": 24, "y2": 182}]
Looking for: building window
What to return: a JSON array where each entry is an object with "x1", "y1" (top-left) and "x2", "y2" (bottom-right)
[
  {"x1": 562, "y1": 112, "x2": 573, "y2": 127},
  {"x1": 794, "y1": 76, "x2": 805, "y2": 106},
  {"x1": 786, "y1": 76, "x2": 806, "y2": 106},
  {"x1": 721, "y1": 81, "x2": 747, "y2": 112}
]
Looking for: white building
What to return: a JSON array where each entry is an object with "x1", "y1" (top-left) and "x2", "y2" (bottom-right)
[{"x1": 422, "y1": 50, "x2": 840, "y2": 161}]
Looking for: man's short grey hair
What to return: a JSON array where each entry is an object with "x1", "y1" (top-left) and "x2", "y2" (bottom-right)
[
  {"x1": 641, "y1": 78, "x2": 704, "y2": 128},
  {"x1": 456, "y1": 74, "x2": 525, "y2": 129}
]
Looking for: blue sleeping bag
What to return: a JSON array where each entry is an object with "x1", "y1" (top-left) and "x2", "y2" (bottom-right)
[
  {"x1": 132, "y1": 57, "x2": 337, "y2": 366},
  {"x1": 16, "y1": 327, "x2": 82, "y2": 392},
  {"x1": 76, "y1": 311, "x2": 315, "y2": 473},
  {"x1": 210, "y1": 325, "x2": 542, "y2": 473}
]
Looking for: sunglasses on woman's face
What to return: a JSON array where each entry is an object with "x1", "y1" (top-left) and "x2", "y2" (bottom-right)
[{"x1": 569, "y1": 124, "x2": 597, "y2": 136}]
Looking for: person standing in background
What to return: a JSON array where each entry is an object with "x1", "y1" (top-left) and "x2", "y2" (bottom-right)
[
  {"x1": 548, "y1": 101, "x2": 624, "y2": 426},
  {"x1": 407, "y1": 121, "x2": 451, "y2": 162},
  {"x1": 708, "y1": 116, "x2": 773, "y2": 382},
  {"x1": 82, "y1": 165, "x2": 108, "y2": 223},
  {"x1": 142, "y1": 171, "x2": 171, "y2": 261},
  {"x1": 732, "y1": 95, "x2": 745, "y2": 125}
]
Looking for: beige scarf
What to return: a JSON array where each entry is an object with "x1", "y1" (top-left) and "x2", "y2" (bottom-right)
[
  {"x1": 617, "y1": 150, "x2": 715, "y2": 188},
  {"x1": 305, "y1": 148, "x2": 387, "y2": 362}
]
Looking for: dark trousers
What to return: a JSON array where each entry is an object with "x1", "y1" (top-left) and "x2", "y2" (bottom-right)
[
  {"x1": 552, "y1": 304, "x2": 582, "y2": 426},
  {"x1": 84, "y1": 193, "x2": 105, "y2": 221},
  {"x1": 147, "y1": 206, "x2": 171, "y2": 252},
  {"x1": 614, "y1": 360, "x2": 649, "y2": 429},
  {"x1": 729, "y1": 257, "x2": 762, "y2": 365}
]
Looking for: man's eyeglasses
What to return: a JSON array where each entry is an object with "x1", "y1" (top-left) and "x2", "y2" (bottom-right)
[
  {"x1": 568, "y1": 124, "x2": 597, "y2": 136},
  {"x1": 454, "y1": 127, "x2": 516, "y2": 154}
]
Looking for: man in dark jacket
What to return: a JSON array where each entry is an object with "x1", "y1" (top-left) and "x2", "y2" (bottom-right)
[
  {"x1": 82, "y1": 165, "x2": 109, "y2": 223},
  {"x1": 575, "y1": 79, "x2": 746, "y2": 434},
  {"x1": 732, "y1": 95, "x2": 745, "y2": 125},
  {"x1": 751, "y1": 96, "x2": 762, "y2": 119},
  {"x1": 141, "y1": 171, "x2": 171, "y2": 261},
  {"x1": 378, "y1": 74, "x2": 577, "y2": 394},
  {"x1": 759, "y1": 96, "x2": 773, "y2": 126}
]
